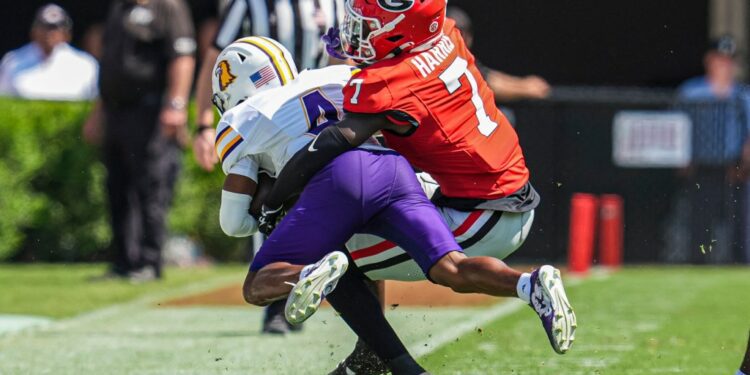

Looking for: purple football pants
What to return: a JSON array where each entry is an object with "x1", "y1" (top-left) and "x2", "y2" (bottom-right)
[{"x1": 250, "y1": 149, "x2": 460, "y2": 276}]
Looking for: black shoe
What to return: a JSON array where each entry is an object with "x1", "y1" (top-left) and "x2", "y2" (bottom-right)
[
  {"x1": 329, "y1": 339, "x2": 388, "y2": 375},
  {"x1": 262, "y1": 299, "x2": 289, "y2": 335},
  {"x1": 262, "y1": 313, "x2": 289, "y2": 335}
]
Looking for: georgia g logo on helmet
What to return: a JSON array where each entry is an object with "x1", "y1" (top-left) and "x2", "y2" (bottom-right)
[{"x1": 377, "y1": 0, "x2": 414, "y2": 12}]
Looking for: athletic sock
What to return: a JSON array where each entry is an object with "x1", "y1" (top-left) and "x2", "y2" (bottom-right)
[
  {"x1": 517, "y1": 272, "x2": 532, "y2": 303},
  {"x1": 737, "y1": 370, "x2": 747, "y2": 375},
  {"x1": 326, "y1": 266, "x2": 425, "y2": 375}
]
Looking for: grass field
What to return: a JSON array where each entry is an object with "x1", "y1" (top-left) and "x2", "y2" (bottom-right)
[{"x1": 0, "y1": 264, "x2": 748, "y2": 374}]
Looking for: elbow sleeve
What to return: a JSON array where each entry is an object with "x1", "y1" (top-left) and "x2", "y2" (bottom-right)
[{"x1": 219, "y1": 190, "x2": 258, "y2": 237}]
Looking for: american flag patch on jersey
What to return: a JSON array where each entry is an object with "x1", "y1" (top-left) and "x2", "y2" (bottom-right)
[{"x1": 250, "y1": 66, "x2": 277, "y2": 88}]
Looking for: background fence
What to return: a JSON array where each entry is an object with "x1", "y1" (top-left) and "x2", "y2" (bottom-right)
[{"x1": 506, "y1": 87, "x2": 750, "y2": 264}]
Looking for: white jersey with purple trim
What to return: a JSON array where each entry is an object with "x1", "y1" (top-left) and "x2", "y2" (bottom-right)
[{"x1": 215, "y1": 64, "x2": 384, "y2": 181}]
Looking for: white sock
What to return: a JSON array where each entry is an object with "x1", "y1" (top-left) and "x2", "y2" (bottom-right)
[
  {"x1": 737, "y1": 370, "x2": 747, "y2": 375},
  {"x1": 517, "y1": 273, "x2": 532, "y2": 303}
]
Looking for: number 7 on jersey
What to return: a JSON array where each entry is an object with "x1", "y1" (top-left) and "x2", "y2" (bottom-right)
[{"x1": 439, "y1": 57, "x2": 498, "y2": 137}]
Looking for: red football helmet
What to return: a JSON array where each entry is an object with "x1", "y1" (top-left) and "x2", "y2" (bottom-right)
[{"x1": 340, "y1": 0, "x2": 446, "y2": 65}]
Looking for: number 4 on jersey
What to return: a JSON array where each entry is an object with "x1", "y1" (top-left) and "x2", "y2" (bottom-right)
[
  {"x1": 439, "y1": 57, "x2": 498, "y2": 136},
  {"x1": 301, "y1": 89, "x2": 341, "y2": 131}
]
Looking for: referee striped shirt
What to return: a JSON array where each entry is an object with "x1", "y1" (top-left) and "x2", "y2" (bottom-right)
[{"x1": 214, "y1": 0, "x2": 344, "y2": 69}]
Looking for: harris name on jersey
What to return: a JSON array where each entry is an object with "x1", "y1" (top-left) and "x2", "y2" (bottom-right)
[{"x1": 410, "y1": 35, "x2": 456, "y2": 78}]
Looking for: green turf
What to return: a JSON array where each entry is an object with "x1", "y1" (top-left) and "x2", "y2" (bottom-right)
[
  {"x1": 420, "y1": 267, "x2": 750, "y2": 374},
  {"x1": 0, "y1": 264, "x2": 245, "y2": 318},
  {"x1": 0, "y1": 266, "x2": 748, "y2": 374}
]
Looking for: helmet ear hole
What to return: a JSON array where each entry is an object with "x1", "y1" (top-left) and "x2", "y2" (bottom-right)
[{"x1": 386, "y1": 35, "x2": 403, "y2": 42}]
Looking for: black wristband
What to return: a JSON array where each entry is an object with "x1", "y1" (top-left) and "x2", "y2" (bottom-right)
[{"x1": 195, "y1": 124, "x2": 213, "y2": 135}]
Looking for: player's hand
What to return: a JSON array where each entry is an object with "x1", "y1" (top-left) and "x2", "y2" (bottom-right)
[
  {"x1": 193, "y1": 126, "x2": 218, "y2": 171},
  {"x1": 321, "y1": 27, "x2": 347, "y2": 60},
  {"x1": 258, "y1": 204, "x2": 284, "y2": 235}
]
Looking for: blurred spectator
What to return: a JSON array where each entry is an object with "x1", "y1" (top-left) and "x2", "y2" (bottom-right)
[
  {"x1": 670, "y1": 35, "x2": 750, "y2": 264},
  {"x1": 192, "y1": 0, "x2": 343, "y2": 172},
  {"x1": 447, "y1": 7, "x2": 549, "y2": 101},
  {"x1": 82, "y1": 23, "x2": 104, "y2": 61},
  {"x1": 0, "y1": 4, "x2": 98, "y2": 100},
  {"x1": 83, "y1": 0, "x2": 196, "y2": 282}
]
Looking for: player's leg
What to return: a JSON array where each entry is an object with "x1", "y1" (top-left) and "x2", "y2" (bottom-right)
[
  {"x1": 328, "y1": 279, "x2": 389, "y2": 375},
  {"x1": 349, "y1": 209, "x2": 534, "y2": 282},
  {"x1": 241, "y1": 156, "x2": 364, "y2": 305},
  {"x1": 371, "y1": 157, "x2": 576, "y2": 354},
  {"x1": 331, "y1": 210, "x2": 534, "y2": 374},
  {"x1": 739, "y1": 330, "x2": 750, "y2": 375},
  {"x1": 246, "y1": 150, "x2": 428, "y2": 374}
]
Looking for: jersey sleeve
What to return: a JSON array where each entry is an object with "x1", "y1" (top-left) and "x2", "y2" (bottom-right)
[
  {"x1": 343, "y1": 69, "x2": 425, "y2": 132},
  {"x1": 216, "y1": 106, "x2": 282, "y2": 175},
  {"x1": 342, "y1": 70, "x2": 393, "y2": 114},
  {"x1": 227, "y1": 155, "x2": 260, "y2": 182}
]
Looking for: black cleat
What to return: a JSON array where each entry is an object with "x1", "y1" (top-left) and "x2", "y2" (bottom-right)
[{"x1": 329, "y1": 339, "x2": 388, "y2": 375}]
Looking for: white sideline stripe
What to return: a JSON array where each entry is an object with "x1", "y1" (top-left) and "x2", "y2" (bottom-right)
[
  {"x1": 410, "y1": 299, "x2": 526, "y2": 357},
  {"x1": 9, "y1": 273, "x2": 242, "y2": 335},
  {"x1": 411, "y1": 272, "x2": 611, "y2": 359},
  {"x1": 0, "y1": 315, "x2": 52, "y2": 335}
]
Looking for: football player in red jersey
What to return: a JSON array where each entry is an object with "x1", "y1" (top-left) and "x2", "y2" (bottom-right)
[{"x1": 257, "y1": 0, "x2": 577, "y2": 372}]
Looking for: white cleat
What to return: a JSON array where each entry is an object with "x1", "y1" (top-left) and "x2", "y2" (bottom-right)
[
  {"x1": 285, "y1": 251, "x2": 349, "y2": 325},
  {"x1": 529, "y1": 265, "x2": 577, "y2": 354}
]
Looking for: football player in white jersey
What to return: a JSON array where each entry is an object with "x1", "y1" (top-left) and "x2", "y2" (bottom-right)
[{"x1": 212, "y1": 37, "x2": 571, "y2": 374}]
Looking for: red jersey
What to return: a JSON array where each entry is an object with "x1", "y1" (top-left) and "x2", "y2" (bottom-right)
[{"x1": 342, "y1": 19, "x2": 529, "y2": 200}]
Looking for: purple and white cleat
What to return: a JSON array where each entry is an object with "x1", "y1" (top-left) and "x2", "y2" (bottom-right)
[
  {"x1": 285, "y1": 251, "x2": 348, "y2": 325},
  {"x1": 529, "y1": 265, "x2": 577, "y2": 354}
]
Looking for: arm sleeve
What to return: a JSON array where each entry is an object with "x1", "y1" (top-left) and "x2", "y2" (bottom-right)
[
  {"x1": 220, "y1": 190, "x2": 258, "y2": 237},
  {"x1": 263, "y1": 125, "x2": 353, "y2": 209},
  {"x1": 213, "y1": 0, "x2": 249, "y2": 50},
  {"x1": 164, "y1": 0, "x2": 197, "y2": 58}
]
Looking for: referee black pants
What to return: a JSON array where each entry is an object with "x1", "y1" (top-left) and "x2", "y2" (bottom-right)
[{"x1": 103, "y1": 103, "x2": 181, "y2": 276}]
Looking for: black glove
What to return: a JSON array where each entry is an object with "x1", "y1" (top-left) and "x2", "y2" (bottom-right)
[{"x1": 258, "y1": 205, "x2": 284, "y2": 235}]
